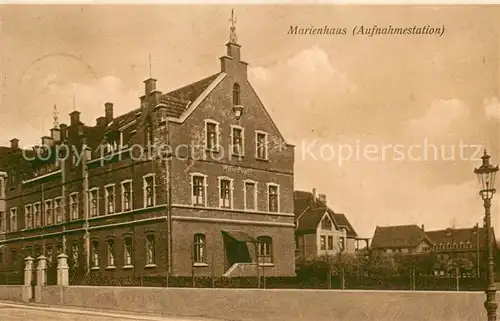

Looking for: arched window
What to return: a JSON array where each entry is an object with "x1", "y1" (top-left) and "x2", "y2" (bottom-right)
[
  {"x1": 257, "y1": 236, "x2": 273, "y2": 264},
  {"x1": 320, "y1": 216, "x2": 332, "y2": 230},
  {"x1": 193, "y1": 233, "x2": 206, "y2": 263},
  {"x1": 232, "y1": 83, "x2": 240, "y2": 106}
]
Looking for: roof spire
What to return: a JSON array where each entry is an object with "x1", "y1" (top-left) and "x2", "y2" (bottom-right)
[
  {"x1": 229, "y1": 8, "x2": 237, "y2": 44},
  {"x1": 148, "y1": 53, "x2": 152, "y2": 78},
  {"x1": 53, "y1": 104, "x2": 59, "y2": 128}
]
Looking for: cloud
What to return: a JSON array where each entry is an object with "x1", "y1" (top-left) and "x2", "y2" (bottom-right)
[
  {"x1": 407, "y1": 98, "x2": 470, "y2": 135},
  {"x1": 2, "y1": 75, "x2": 140, "y2": 147},
  {"x1": 484, "y1": 97, "x2": 500, "y2": 120},
  {"x1": 248, "y1": 45, "x2": 357, "y2": 143}
]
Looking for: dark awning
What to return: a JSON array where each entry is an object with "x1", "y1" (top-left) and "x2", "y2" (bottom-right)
[{"x1": 222, "y1": 230, "x2": 257, "y2": 243}]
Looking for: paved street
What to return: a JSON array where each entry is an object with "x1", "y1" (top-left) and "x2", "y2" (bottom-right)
[{"x1": 0, "y1": 302, "x2": 219, "y2": 321}]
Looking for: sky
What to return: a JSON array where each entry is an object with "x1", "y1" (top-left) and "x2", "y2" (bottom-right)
[{"x1": 0, "y1": 5, "x2": 499, "y2": 238}]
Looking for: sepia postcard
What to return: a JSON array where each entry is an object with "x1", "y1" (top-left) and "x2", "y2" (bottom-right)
[{"x1": 0, "y1": 3, "x2": 500, "y2": 321}]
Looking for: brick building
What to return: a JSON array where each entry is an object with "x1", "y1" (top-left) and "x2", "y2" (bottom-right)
[{"x1": 0, "y1": 27, "x2": 296, "y2": 281}]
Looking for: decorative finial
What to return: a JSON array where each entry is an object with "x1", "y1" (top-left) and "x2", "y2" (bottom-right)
[
  {"x1": 148, "y1": 53, "x2": 152, "y2": 78},
  {"x1": 53, "y1": 104, "x2": 59, "y2": 128},
  {"x1": 229, "y1": 8, "x2": 237, "y2": 44}
]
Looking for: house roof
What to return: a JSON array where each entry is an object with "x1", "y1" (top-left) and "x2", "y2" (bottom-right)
[
  {"x1": 105, "y1": 73, "x2": 222, "y2": 134},
  {"x1": 371, "y1": 225, "x2": 432, "y2": 249},
  {"x1": 425, "y1": 227, "x2": 486, "y2": 248},
  {"x1": 293, "y1": 190, "x2": 358, "y2": 238}
]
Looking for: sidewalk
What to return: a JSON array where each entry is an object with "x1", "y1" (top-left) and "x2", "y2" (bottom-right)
[{"x1": 0, "y1": 300, "x2": 227, "y2": 321}]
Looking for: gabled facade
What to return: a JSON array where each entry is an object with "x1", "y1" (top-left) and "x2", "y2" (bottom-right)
[
  {"x1": 294, "y1": 189, "x2": 358, "y2": 262},
  {"x1": 0, "y1": 26, "x2": 296, "y2": 279}
]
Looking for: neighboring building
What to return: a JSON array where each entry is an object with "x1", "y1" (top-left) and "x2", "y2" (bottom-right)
[
  {"x1": 0, "y1": 23, "x2": 296, "y2": 280},
  {"x1": 370, "y1": 224, "x2": 433, "y2": 255},
  {"x1": 426, "y1": 225, "x2": 486, "y2": 276},
  {"x1": 294, "y1": 189, "x2": 358, "y2": 262},
  {"x1": 370, "y1": 223, "x2": 500, "y2": 276}
]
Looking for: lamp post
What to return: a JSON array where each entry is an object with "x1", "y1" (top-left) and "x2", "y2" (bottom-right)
[{"x1": 474, "y1": 149, "x2": 499, "y2": 321}]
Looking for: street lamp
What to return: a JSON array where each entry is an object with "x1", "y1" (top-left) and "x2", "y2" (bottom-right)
[{"x1": 474, "y1": 149, "x2": 499, "y2": 321}]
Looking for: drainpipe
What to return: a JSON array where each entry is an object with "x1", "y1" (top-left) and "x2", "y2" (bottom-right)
[{"x1": 82, "y1": 143, "x2": 90, "y2": 273}]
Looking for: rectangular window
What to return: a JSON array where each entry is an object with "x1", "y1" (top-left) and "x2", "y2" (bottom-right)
[
  {"x1": 339, "y1": 237, "x2": 345, "y2": 251},
  {"x1": 25, "y1": 205, "x2": 33, "y2": 229},
  {"x1": 267, "y1": 184, "x2": 279, "y2": 213},
  {"x1": 256, "y1": 131, "x2": 268, "y2": 160},
  {"x1": 192, "y1": 175, "x2": 205, "y2": 206},
  {"x1": 193, "y1": 234, "x2": 206, "y2": 263},
  {"x1": 10, "y1": 208, "x2": 17, "y2": 232},
  {"x1": 143, "y1": 175, "x2": 155, "y2": 208},
  {"x1": 92, "y1": 242, "x2": 99, "y2": 268},
  {"x1": 0, "y1": 211, "x2": 4, "y2": 232},
  {"x1": 124, "y1": 237, "x2": 133, "y2": 266},
  {"x1": 219, "y1": 178, "x2": 232, "y2": 208},
  {"x1": 105, "y1": 185, "x2": 115, "y2": 214},
  {"x1": 205, "y1": 121, "x2": 219, "y2": 151},
  {"x1": 44, "y1": 200, "x2": 53, "y2": 225},
  {"x1": 257, "y1": 236, "x2": 273, "y2": 263},
  {"x1": 122, "y1": 180, "x2": 133, "y2": 212},
  {"x1": 34, "y1": 203, "x2": 41, "y2": 227},
  {"x1": 146, "y1": 235, "x2": 155, "y2": 265},
  {"x1": 71, "y1": 244, "x2": 79, "y2": 268},
  {"x1": 89, "y1": 189, "x2": 98, "y2": 217},
  {"x1": 69, "y1": 193, "x2": 79, "y2": 220},
  {"x1": 107, "y1": 240, "x2": 115, "y2": 267},
  {"x1": 54, "y1": 197, "x2": 62, "y2": 223},
  {"x1": 231, "y1": 126, "x2": 244, "y2": 156},
  {"x1": 320, "y1": 235, "x2": 326, "y2": 250},
  {"x1": 244, "y1": 181, "x2": 257, "y2": 210},
  {"x1": 327, "y1": 236, "x2": 334, "y2": 250}
]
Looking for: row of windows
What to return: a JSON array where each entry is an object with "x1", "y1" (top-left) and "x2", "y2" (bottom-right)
[
  {"x1": 0, "y1": 174, "x2": 156, "y2": 232},
  {"x1": 190, "y1": 173, "x2": 280, "y2": 212},
  {"x1": 319, "y1": 235, "x2": 345, "y2": 251},
  {"x1": 205, "y1": 121, "x2": 270, "y2": 160},
  {"x1": 8, "y1": 233, "x2": 275, "y2": 269},
  {"x1": 434, "y1": 242, "x2": 474, "y2": 250}
]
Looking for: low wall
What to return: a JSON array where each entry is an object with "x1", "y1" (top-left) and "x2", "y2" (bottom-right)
[
  {"x1": 34, "y1": 286, "x2": 497, "y2": 321},
  {"x1": 0, "y1": 285, "x2": 30, "y2": 302}
]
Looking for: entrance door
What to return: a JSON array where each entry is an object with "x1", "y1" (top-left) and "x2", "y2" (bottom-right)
[{"x1": 225, "y1": 238, "x2": 252, "y2": 267}]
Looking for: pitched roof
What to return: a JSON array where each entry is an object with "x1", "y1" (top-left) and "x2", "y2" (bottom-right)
[
  {"x1": 371, "y1": 225, "x2": 432, "y2": 249},
  {"x1": 104, "y1": 73, "x2": 221, "y2": 134},
  {"x1": 160, "y1": 73, "x2": 221, "y2": 118},
  {"x1": 425, "y1": 227, "x2": 486, "y2": 248},
  {"x1": 293, "y1": 190, "x2": 358, "y2": 237}
]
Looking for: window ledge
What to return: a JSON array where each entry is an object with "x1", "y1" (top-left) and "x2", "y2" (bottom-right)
[
  {"x1": 122, "y1": 265, "x2": 134, "y2": 269},
  {"x1": 258, "y1": 263, "x2": 275, "y2": 267},
  {"x1": 193, "y1": 262, "x2": 209, "y2": 268},
  {"x1": 205, "y1": 148, "x2": 220, "y2": 154},
  {"x1": 106, "y1": 266, "x2": 117, "y2": 270},
  {"x1": 90, "y1": 267, "x2": 100, "y2": 271},
  {"x1": 231, "y1": 153, "x2": 245, "y2": 158},
  {"x1": 256, "y1": 158, "x2": 269, "y2": 162},
  {"x1": 144, "y1": 264, "x2": 157, "y2": 268}
]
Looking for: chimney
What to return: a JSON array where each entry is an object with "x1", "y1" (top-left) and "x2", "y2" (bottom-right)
[
  {"x1": 59, "y1": 124, "x2": 68, "y2": 141},
  {"x1": 421, "y1": 224, "x2": 425, "y2": 231},
  {"x1": 70, "y1": 111, "x2": 80, "y2": 126},
  {"x1": 105, "y1": 102, "x2": 114, "y2": 124},
  {"x1": 318, "y1": 193, "x2": 327, "y2": 205},
  {"x1": 10, "y1": 138, "x2": 19, "y2": 150},
  {"x1": 50, "y1": 127, "x2": 61, "y2": 142},
  {"x1": 144, "y1": 78, "x2": 157, "y2": 95},
  {"x1": 96, "y1": 116, "x2": 106, "y2": 128},
  {"x1": 312, "y1": 188, "x2": 317, "y2": 203},
  {"x1": 41, "y1": 136, "x2": 54, "y2": 147}
]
